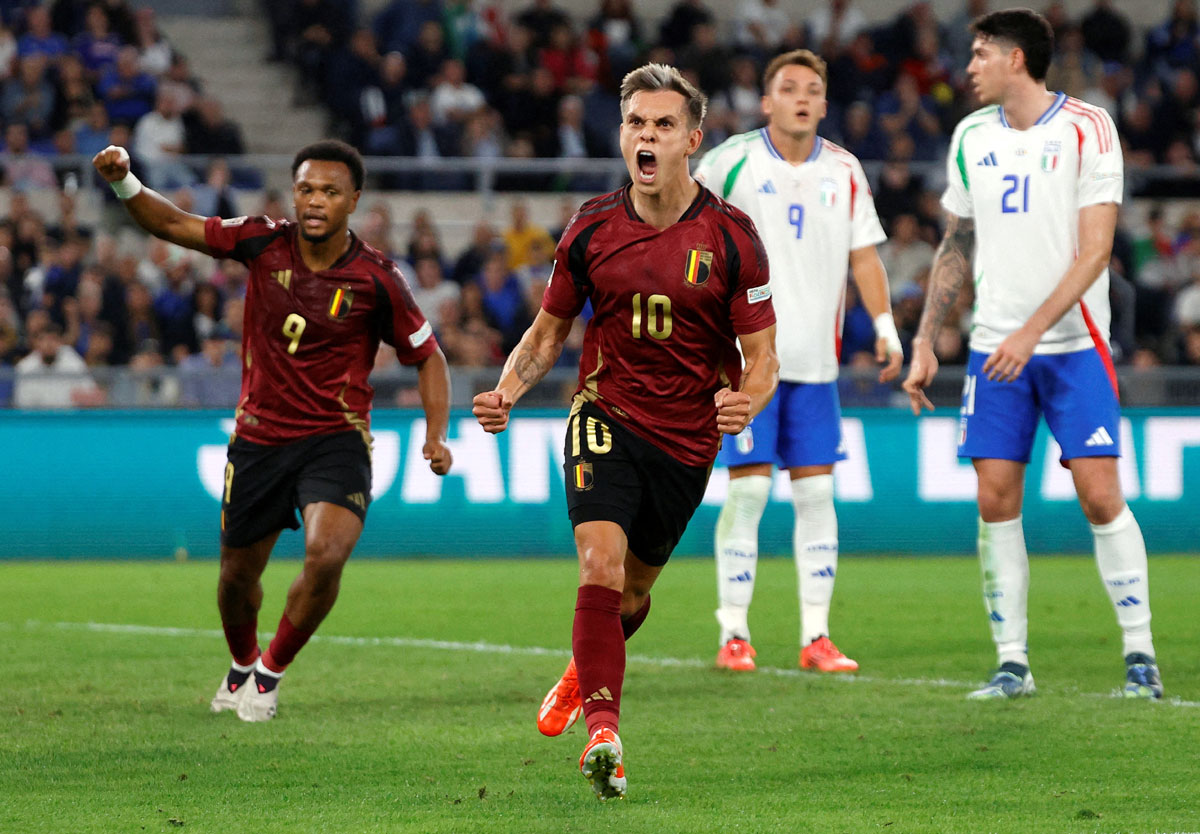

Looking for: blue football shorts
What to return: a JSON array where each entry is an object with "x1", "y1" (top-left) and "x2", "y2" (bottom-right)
[
  {"x1": 957, "y1": 348, "x2": 1121, "y2": 464},
  {"x1": 719, "y1": 380, "x2": 847, "y2": 469}
]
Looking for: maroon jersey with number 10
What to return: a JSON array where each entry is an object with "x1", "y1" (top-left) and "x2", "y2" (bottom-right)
[
  {"x1": 204, "y1": 215, "x2": 437, "y2": 445},
  {"x1": 542, "y1": 184, "x2": 776, "y2": 467}
]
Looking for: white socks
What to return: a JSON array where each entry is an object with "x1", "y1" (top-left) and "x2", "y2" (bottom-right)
[
  {"x1": 792, "y1": 475, "x2": 838, "y2": 646},
  {"x1": 714, "y1": 475, "x2": 771, "y2": 644},
  {"x1": 978, "y1": 516, "x2": 1030, "y2": 667},
  {"x1": 1092, "y1": 506, "x2": 1155, "y2": 658}
]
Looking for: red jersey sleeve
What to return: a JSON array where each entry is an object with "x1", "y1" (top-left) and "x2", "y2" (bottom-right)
[
  {"x1": 724, "y1": 213, "x2": 775, "y2": 335},
  {"x1": 541, "y1": 211, "x2": 604, "y2": 319},
  {"x1": 375, "y1": 261, "x2": 438, "y2": 364},
  {"x1": 203, "y1": 215, "x2": 286, "y2": 263}
]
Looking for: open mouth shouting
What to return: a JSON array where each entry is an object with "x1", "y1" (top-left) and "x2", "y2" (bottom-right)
[{"x1": 636, "y1": 149, "x2": 658, "y2": 184}]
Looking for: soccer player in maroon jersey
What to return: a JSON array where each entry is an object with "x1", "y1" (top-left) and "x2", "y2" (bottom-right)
[
  {"x1": 93, "y1": 139, "x2": 453, "y2": 722},
  {"x1": 473, "y1": 64, "x2": 779, "y2": 799}
]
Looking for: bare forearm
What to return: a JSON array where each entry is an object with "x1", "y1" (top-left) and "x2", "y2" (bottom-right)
[
  {"x1": 1024, "y1": 249, "x2": 1110, "y2": 338},
  {"x1": 417, "y1": 349, "x2": 451, "y2": 441},
  {"x1": 915, "y1": 214, "x2": 974, "y2": 342},
  {"x1": 495, "y1": 327, "x2": 564, "y2": 404},
  {"x1": 123, "y1": 188, "x2": 210, "y2": 251},
  {"x1": 850, "y1": 249, "x2": 891, "y2": 318},
  {"x1": 739, "y1": 350, "x2": 779, "y2": 418}
]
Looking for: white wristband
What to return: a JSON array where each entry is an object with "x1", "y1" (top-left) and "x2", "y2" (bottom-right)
[
  {"x1": 110, "y1": 171, "x2": 143, "y2": 200},
  {"x1": 873, "y1": 312, "x2": 903, "y2": 356}
]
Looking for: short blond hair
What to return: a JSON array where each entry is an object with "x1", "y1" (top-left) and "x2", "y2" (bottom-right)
[
  {"x1": 762, "y1": 49, "x2": 828, "y2": 93},
  {"x1": 619, "y1": 63, "x2": 708, "y2": 129}
]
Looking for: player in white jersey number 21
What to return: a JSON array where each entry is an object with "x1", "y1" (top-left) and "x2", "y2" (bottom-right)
[
  {"x1": 694, "y1": 50, "x2": 903, "y2": 674},
  {"x1": 903, "y1": 9, "x2": 1162, "y2": 700}
]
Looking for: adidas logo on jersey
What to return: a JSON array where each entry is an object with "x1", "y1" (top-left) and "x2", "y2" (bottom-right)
[
  {"x1": 757, "y1": 180, "x2": 778, "y2": 194},
  {"x1": 1085, "y1": 427, "x2": 1115, "y2": 447},
  {"x1": 976, "y1": 152, "x2": 999, "y2": 166}
]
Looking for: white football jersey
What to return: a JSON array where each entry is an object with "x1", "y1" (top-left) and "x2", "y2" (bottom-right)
[
  {"x1": 941, "y1": 93, "x2": 1123, "y2": 354},
  {"x1": 694, "y1": 129, "x2": 886, "y2": 383}
]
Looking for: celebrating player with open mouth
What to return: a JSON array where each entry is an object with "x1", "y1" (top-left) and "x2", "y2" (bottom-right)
[{"x1": 473, "y1": 64, "x2": 778, "y2": 800}]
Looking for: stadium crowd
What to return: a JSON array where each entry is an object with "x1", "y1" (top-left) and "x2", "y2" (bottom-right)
[{"x1": 4, "y1": 0, "x2": 1200, "y2": 408}]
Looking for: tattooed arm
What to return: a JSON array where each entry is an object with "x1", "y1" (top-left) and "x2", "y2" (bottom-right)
[
  {"x1": 901, "y1": 211, "x2": 975, "y2": 414},
  {"x1": 473, "y1": 309, "x2": 574, "y2": 434}
]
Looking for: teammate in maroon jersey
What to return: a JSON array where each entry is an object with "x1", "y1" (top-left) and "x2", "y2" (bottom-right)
[
  {"x1": 473, "y1": 64, "x2": 779, "y2": 800},
  {"x1": 93, "y1": 139, "x2": 453, "y2": 722}
]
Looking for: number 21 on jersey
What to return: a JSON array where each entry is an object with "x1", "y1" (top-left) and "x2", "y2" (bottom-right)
[{"x1": 1001, "y1": 175, "x2": 1030, "y2": 214}]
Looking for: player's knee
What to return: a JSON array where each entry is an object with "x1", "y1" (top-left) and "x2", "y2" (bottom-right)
[
  {"x1": 1077, "y1": 489, "x2": 1124, "y2": 526},
  {"x1": 303, "y1": 535, "x2": 352, "y2": 580}
]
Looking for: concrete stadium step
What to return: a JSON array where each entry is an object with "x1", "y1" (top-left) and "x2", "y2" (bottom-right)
[{"x1": 159, "y1": 14, "x2": 326, "y2": 154}]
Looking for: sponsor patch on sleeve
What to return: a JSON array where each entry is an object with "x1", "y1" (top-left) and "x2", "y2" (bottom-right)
[
  {"x1": 408, "y1": 320, "x2": 433, "y2": 348},
  {"x1": 746, "y1": 285, "x2": 772, "y2": 304},
  {"x1": 220, "y1": 216, "x2": 249, "y2": 227}
]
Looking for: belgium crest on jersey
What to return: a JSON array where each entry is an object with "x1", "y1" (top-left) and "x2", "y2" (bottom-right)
[
  {"x1": 684, "y1": 247, "x2": 713, "y2": 286},
  {"x1": 328, "y1": 285, "x2": 354, "y2": 320},
  {"x1": 1041, "y1": 140, "x2": 1061, "y2": 172}
]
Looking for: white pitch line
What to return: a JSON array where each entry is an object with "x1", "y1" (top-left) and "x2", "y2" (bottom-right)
[{"x1": 11, "y1": 620, "x2": 1200, "y2": 708}]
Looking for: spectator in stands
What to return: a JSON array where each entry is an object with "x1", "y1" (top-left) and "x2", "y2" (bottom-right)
[
  {"x1": 517, "y1": 0, "x2": 571, "y2": 49},
  {"x1": 452, "y1": 220, "x2": 497, "y2": 285},
  {"x1": 658, "y1": 0, "x2": 713, "y2": 53},
  {"x1": 827, "y1": 31, "x2": 891, "y2": 106},
  {"x1": 72, "y1": 2, "x2": 121, "y2": 81},
  {"x1": 72, "y1": 99, "x2": 110, "y2": 155},
  {"x1": 460, "y1": 107, "x2": 504, "y2": 158},
  {"x1": 325, "y1": 27, "x2": 380, "y2": 131},
  {"x1": 132, "y1": 7, "x2": 171, "y2": 76},
  {"x1": 2, "y1": 54, "x2": 56, "y2": 136},
  {"x1": 411, "y1": 255, "x2": 460, "y2": 334},
  {"x1": 359, "y1": 51, "x2": 411, "y2": 153},
  {"x1": 503, "y1": 65, "x2": 559, "y2": 158},
  {"x1": 1080, "y1": 0, "x2": 1131, "y2": 64},
  {"x1": 709, "y1": 56, "x2": 761, "y2": 137},
  {"x1": 2, "y1": 122, "x2": 56, "y2": 189},
  {"x1": 133, "y1": 87, "x2": 193, "y2": 191},
  {"x1": 946, "y1": 0, "x2": 989, "y2": 82},
  {"x1": 97, "y1": 45, "x2": 155, "y2": 124},
  {"x1": 17, "y1": 5, "x2": 68, "y2": 61},
  {"x1": 153, "y1": 244, "x2": 197, "y2": 361},
  {"x1": 53, "y1": 53, "x2": 95, "y2": 127},
  {"x1": 110, "y1": 336, "x2": 177, "y2": 406},
  {"x1": 190, "y1": 157, "x2": 239, "y2": 219},
  {"x1": 430, "y1": 57, "x2": 486, "y2": 127},
  {"x1": 841, "y1": 100, "x2": 888, "y2": 161},
  {"x1": 872, "y1": 134, "x2": 925, "y2": 227},
  {"x1": 878, "y1": 213, "x2": 934, "y2": 303},
  {"x1": 13, "y1": 319, "x2": 101, "y2": 408},
  {"x1": 875, "y1": 74, "x2": 944, "y2": 161},
  {"x1": 0, "y1": 22, "x2": 17, "y2": 81},
  {"x1": 291, "y1": 0, "x2": 349, "y2": 104},
  {"x1": 807, "y1": 0, "x2": 867, "y2": 57},
  {"x1": 189, "y1": 279, "x2": 222, "y2": 343},
  {"x1": 80, "y1": 319, "x2": 114, "y2": 367},
  {"x1": 475, "y1": 247, "x2": 528, "y2": 351},
  {"x1": 734, "y1": 0, "x2": 792, "y2": 58},
  {"x1": 588, "y1": 0, "x2": 641, "y2": 81},
  {"x1": 406, "y1": 19, "x2": 449, "y2": 90},
  {"x1": 444, "y1": 0, "x2": 502, "y2": 63},
  {"x1": 1144, "y1": 0, "x2": 1199, "y2": 81},
  {"x1": 502, "y1": 199, "x2": 553, "y2": 271},
  {"x1": 676, "y1": 22, "x2": 730, "y2": 107},
  {"x1": 178, "y1": 323, "x2": 239, "y2": 407},
  {"x1": 1046, "y1": 24, "x2": 1101, "y2": 99},
  {"x1": 373, "y1": 0, "x2": 443, "y2": 55},
  {"x1": 116, "y1": 278, "x2": 159, "y2": 364},
  {"x1": 538, "y1": 22, "x2": 597, "y2": 94},
  {"x1": 183, "y1": 97, "x2": 243, "y2": 156}
]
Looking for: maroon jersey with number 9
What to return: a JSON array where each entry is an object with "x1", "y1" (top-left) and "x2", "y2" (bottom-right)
[
  {"x1": 204, "y1": 215, "x2": 437, "y2": 445},
  {"x1": 542, "y1": 185, "x2": 775, "y2": 467}
]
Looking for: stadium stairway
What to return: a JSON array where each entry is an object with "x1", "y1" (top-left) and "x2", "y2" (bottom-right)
[{"x1": 158, "y1": 11, "x2": 326, "y2": 156}]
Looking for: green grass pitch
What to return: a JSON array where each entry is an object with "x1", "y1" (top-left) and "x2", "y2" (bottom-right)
[{"x1": 2, "y1": 555, "x2": 1198, "y2": 834}]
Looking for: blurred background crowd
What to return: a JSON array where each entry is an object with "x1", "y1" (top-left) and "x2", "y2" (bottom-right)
[{"x1": 4, "y1": 0, "x2": 1200, "y2": 409}]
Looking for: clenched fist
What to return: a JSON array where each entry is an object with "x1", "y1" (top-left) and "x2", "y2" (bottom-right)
[{"x1": 92, "y1": 145, "x2": 131, "y2": 183}]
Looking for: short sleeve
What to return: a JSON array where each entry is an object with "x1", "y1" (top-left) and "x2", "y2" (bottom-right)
[
  {"x1": 692, "y1": 137, "x2": 742, "y2": 198},
  {"x1": 1077, "y1": 107, "x2": 1123, "y2": 207},
  {"x1": 541, "y1": 213, "x2": 597, "y2": 320},
  {"x1": 203, "y1": 215, "x2": 283, "y2": 263},
  {"x1": 377, "y1": 262, "x2": 439, "y2": 364},
  {"x1": 848, "y1": 156, "x2": 887, "y2": 250},
  {"x1": 726, "y1": 219, "x2": 775, "y2": 335},
  {"x1": 940, "y1": 121, "x2": 975, "y2": 219}
]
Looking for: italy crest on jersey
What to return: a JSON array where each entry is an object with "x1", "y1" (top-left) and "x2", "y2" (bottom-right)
[
  {"x1": 1041, "y1": 140, "x2": 1061, "y2": 173},
  {"x1": 819, "y1": 177, "x2": 838, "y2": 207},
  {"x1": 328, "y1": 285, "x2": 354, "y2": 320},
  {"x1": 684, "y1": 247, "x2": 713, "y2": 285}
]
